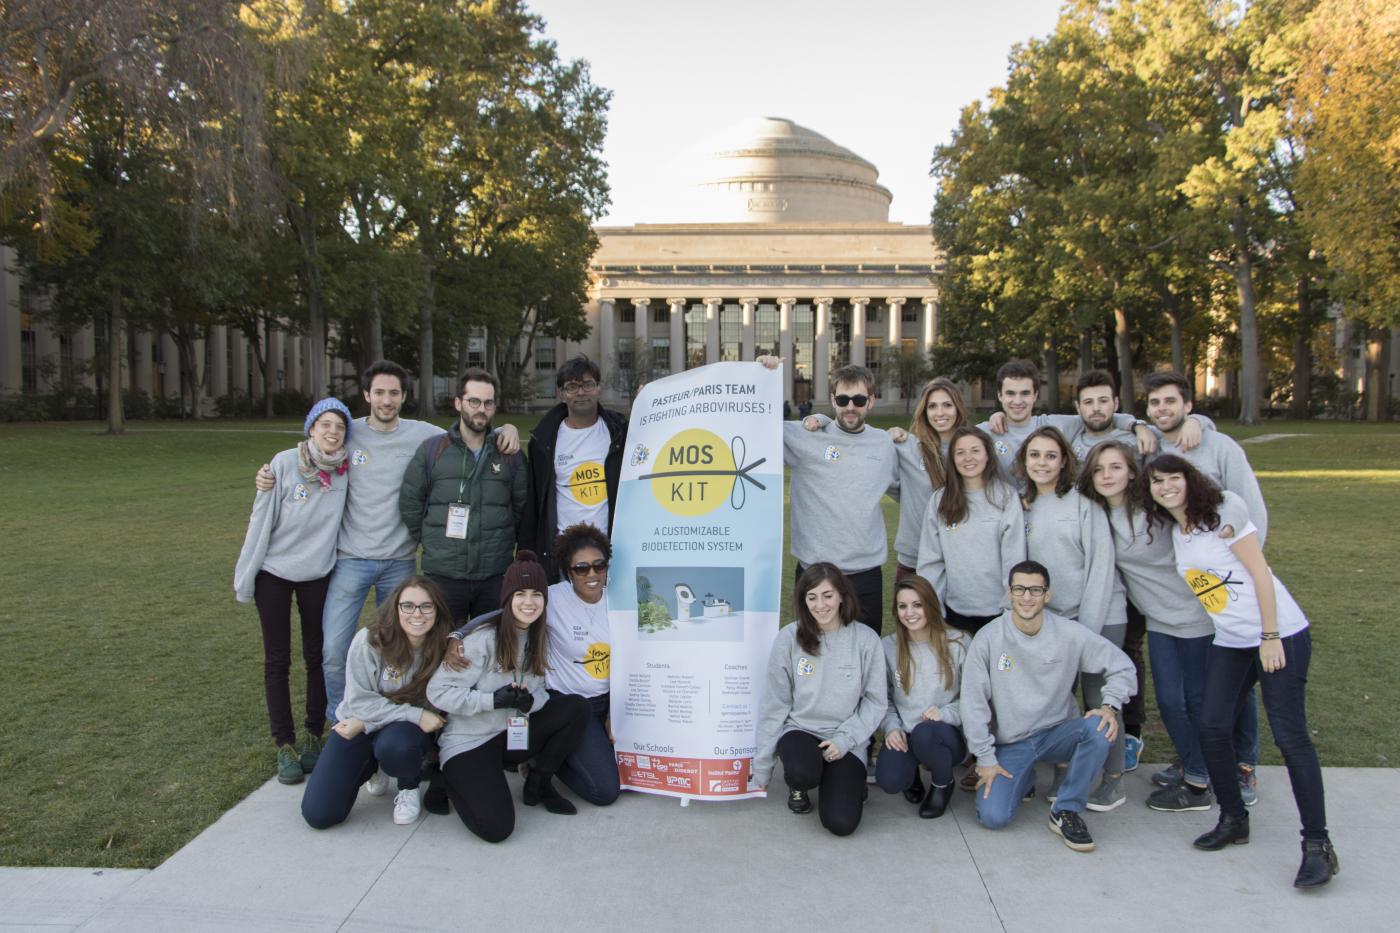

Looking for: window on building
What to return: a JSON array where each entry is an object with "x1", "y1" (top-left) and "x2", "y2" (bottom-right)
[
  {"x1": 652, "y1": 337, "x2": 670, "y2": 376},
  {"x1": 720, "y1": 304, "x2": 742, "y2": 362},
  {"x1": 653, "y1": 306, "x2": 668, "y2": 324},
  {"x1": 792, "y1": 304, "x2": 814, "y2": 401},
  {"x1": 535, "y1": 340, "x2": 556, "y2": 371},
  {"x1": 901, "y1": 304, "x2": 917, "y2": 323},
  {"x1": 829, "y1": 305, "x2": 850, "y2": 371},
  {"x1": 866, "y1": 338, "x2": 884, "y2": 385},
  {"x1": 755, "y1": 304, "x2": 779, "y2": 358},
  {"x1": 684, "y1": 304, "x2": 705, "y2": 369},
  {"x1": 21, "y1": 330, "x2": 37, "y2": 393},
  {"x1": 866, "y1": 303, "x2": 879, "y2": 323},
  {"x1": 59, "y1": 334, "x2": 73, "y2": 385},
  {"x1": 620, "y1": 304, "x2": 635, "y2": 324}
]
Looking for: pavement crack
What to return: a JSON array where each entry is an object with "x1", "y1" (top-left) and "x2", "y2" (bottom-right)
[
  {"x1": 335, "y1": 816, "x2": 426, "y2": 931},
  {"x1": 950, "y1": 801, "x2": 1008, "y2": 932}
]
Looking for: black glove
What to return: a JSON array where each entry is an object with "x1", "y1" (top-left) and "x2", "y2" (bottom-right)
[{"x1": 492, "y1": 684, "x2": 533, "y2": 713}]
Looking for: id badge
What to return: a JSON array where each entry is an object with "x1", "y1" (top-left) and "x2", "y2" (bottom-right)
[
  {"x1": 446, "y1": 503, "x2": 468, "y2": 539},
  {"x1": 506, "y1": 715, "x2": 529, "y2": 751}
]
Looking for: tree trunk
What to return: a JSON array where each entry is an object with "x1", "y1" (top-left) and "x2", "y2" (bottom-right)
[
  {"x1": 1104, "y1": 319, "x2": 1118, "y2": 383},
  {"x1": 1364, "y1": 326, "x2": 1392, "y2": 422},
  {"x1": 1231, "y1": 202, "x2": 1261, "y2": 425},
  {"x1": 1042, "y1": 334, "x2": 1060, "y2": 411},
  {"x1": 417, "y1": 257, "x2": 436, "y2": 417},
  {"x1": 1164, "y1": 290, "x2": 1185, "y2": 374},
  {"x1": 1078, "y1": 327, "x2": 1093, "y2": 375},
  {"x1": 1289, "y1": 280, "x2": 1313, "y2": 419},
  {"x1": 1112, "y1": 306, "x2": 1135, "y2": 412},
  {"x1": 106, "y1": 283, "x2": 125, "y2": 435},
  {"x1": 367, "y1": 278, "x2": 384, "y2": 364},
  {"x1": 296, "y1": 203, "x2": 327, "y2": 399}
]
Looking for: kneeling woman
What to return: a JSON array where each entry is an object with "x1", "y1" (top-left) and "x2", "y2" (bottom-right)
[
  {"x1": 302, "y1": 576, "x2": 450, "y2": 828},
  {"x1": 427, "y1": 551, "x2": 589, "y2": 843},
  {"x1": 1145, "y1": 455, "x2": 1338, "y2": 888},
  {"x1": 752, "y1": 563, "x2": 886, "y2": 836},
  {"x1": 876, "y1": 575, "x2": 967, "y2": 818}
]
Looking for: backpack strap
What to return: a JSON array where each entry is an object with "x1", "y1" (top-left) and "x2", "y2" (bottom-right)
[{"x1": 421, "y1": 432, "x2": 452, "y2": 486}]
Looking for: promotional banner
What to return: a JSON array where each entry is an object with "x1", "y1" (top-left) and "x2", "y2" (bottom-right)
[{"x1": 609, "y1": 362, "x2": 783, "y2": 801}]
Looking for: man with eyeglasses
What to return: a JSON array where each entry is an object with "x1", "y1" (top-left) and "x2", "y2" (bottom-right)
[
  {"x1": 961, "y1": 560, "x2": 1136, "y2": 852},
  {"x1": 399, "y1": 368, "x2": 527, "y2": 625},
  {"x1": 519, "y1": 357, "x2": 628, "y2": 580}
]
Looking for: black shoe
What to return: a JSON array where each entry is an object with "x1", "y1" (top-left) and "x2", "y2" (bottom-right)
[
  {"x1": 1193, "y1": 812, "x2": 1250, "y2": 850},
  {"x1": 1048, "y1": 808, "x2": 1095, "y2": 852},
  {"x1": 422, "y1": 773, "x2": 450, "y2": 816},
  {"x1": 919, "y1": 782, "x2": 953, "y2": 819},
  {"x1": 1294, "y1": 839, "x2": 1340, "y2": 888},
  {"x1": 787, "y1": 789, "x2": 812, "y2": 814},
  {"x1": 903, "y1": 771, "x2": 926, "y2": 804},
  {"x1": 523, "y1": 771, "x2": 577, "y2": 815}
]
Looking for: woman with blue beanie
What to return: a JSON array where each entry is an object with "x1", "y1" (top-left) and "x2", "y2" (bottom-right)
[{"x1": 235, "y1": 397, "x2": 353, "y2": 785}]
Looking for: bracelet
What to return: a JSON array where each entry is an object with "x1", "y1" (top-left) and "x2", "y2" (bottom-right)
[{"x1": 1260, "y1": 632, "x2": 1281, "y2": 641}]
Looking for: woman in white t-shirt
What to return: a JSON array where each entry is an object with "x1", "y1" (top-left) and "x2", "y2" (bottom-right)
[
  {"x1": 1146, "y1": 454, "x2": 1337, "y2": 888},
  {"x1": 546, "y1": 523, "x2": 619, "y2": 806}
]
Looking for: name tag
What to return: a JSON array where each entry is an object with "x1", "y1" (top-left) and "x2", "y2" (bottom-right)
[
  {"x1": 446, "y1": 503, "x2": 468, "y2": 539},
  {"x1": 506, "y1": 715, "x2": 529, "y2": 751}
]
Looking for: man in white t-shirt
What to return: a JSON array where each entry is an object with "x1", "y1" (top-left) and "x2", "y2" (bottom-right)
[{"x1": 519, "y1": 357, "x2": 628, "y2": 580}]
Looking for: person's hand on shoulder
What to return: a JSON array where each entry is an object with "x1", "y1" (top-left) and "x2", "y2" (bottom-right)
[
  {"x1": 254, "y1": 464, "x2": 274, "y2": 492},
  {"x1": 755, "y1": 355, "x2": 781, "y2": 371},
  {"x1": 987, "y1": 412, "x2": 1008, "y2": 435},
  {"x1": 493, "y1": 423, "x2": 520, "y2": 455}
]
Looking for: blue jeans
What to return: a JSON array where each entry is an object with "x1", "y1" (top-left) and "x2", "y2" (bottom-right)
[
  {"x1": 1148, "y1": 631, "x2": 1259, "y2": 783},
  {"x1": 322, "y1": 557, "x2": 417, "y2": 720},
  {"x1": 301, "y1": 721, "x2": 433, "y2": 829},
  {"x1": 976, "y1": 718, "x2": 1110, "y2": 829},
  {"x1": 876, "y1": 720, "x2": 966, "y2": 792},
  {"x1": 553, "y1": 692, "x2": 620, "y2": 806}
]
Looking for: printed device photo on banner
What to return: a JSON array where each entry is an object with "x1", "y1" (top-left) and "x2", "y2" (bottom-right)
[{"x1": 609, "y1": 361, "x2": 783, "y2": 802}]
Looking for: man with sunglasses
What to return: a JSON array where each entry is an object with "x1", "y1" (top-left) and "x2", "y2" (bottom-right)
[
  {"x1": 520, "y1": 356, "x2": 628, "y2": 581},
  {"x1": 399, "y1": 368, "x2": 527, "y2": 625}
]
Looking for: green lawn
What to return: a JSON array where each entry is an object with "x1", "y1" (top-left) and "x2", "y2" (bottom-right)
[{"x1": 1, "y1": 415, "x2": 1396, "y2": 867}]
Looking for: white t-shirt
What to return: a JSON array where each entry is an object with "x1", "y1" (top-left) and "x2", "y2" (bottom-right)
[
  {"x1": 554, "y1": 419, "x2": 611, "y2": 533},
  {"x1": 544, "y1": 580, "x2": 611, "y2": 697},
  {"x1": 1171, "y1": 491, "x2": 1308, "y2": 649}
]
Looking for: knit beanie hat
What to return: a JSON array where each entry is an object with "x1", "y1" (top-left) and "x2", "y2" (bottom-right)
[
  {"x1": 501, "y1": 550, "x2": 549, "y2": 609},
  {"x1": 304, "y1": 397, "x2": 353, "y2": 438}
]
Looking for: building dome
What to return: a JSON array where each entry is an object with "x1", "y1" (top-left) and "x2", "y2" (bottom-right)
[{"x1": 660, "y1": 117, "x2": 892, "y2": 223}]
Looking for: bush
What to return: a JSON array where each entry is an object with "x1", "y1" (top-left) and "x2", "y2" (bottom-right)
[
  {"x1": 152, "y1": 394, "x2": 185, "y2": 419},
  {"x1": 0, "y1": 394, "x2": 50, "y2": 422},
  {"x1": 123, "y1": 389, "x2": 153, "y2": 420},
  {"x1": 270, "y1": 389, "x2": 312, "y2": 417},
  {"x1": 214, "y1": 390, "x2": 256, "y2": 418}
]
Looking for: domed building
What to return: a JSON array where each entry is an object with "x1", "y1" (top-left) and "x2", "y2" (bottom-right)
[{"x1": 558, "y1": 116, "x2": 945, "y2": 410}]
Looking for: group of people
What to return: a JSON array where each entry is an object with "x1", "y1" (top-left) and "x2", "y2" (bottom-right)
[{"x1": 232, "y1": 352, "x2": 1338, "y2": 888}]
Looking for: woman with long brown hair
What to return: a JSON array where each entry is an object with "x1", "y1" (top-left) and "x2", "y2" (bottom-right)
[{"x1": 301, "y1": 575, "x2": 451, "y2": 828}]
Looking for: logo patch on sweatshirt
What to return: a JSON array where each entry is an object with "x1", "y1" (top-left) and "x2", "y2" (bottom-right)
[
  {"x1": 351, "y1": 448, "x2": 368, "y2": 466},
  {"x1": 994, "y1": 440, "x2": 1009, "y2": 456},
  {"x1": 490, "y1": 462, "x2": 502, "y2": 474},
  {"x1": 293, "y1": 483, "x2": 309, "y2": 501},
  {"x1": 824, "y1": 445, "x2": 841, "y2": 462},
  {"x1": 381, "y1": 665, "x2": 404, "y2": 689},
  {"x1": 997, "y1": 652, "x2": 1015, "y2": 672},
  {"x1": 797, "y1": 657, "x2": 815, "y2": 676}
]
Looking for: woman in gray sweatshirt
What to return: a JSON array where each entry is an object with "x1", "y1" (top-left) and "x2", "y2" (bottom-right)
[
  {"x1": 425, "y1": 551, "x2": 589, "y2": 843},
  {"x1": 301, "y1": 576, "x2": 451, "y2": 829},
  {"x1": 875, "y1": 575, "x2": 968, "y2": 819},
  {"x1": 233, "y1": 397, "x2": 352, "y2": 785},
  {"x1": 752, "y1": 563, "x2": 886, "y2": 836}
]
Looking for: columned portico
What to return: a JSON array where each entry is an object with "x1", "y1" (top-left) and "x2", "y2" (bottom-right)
[
  {"x1": 209, "y1": 325, "x2": 229, "y2": 398},
  {"x1": 813, "y1": 297, "x2": 832, "y2": 398},
  {"x1": 778, "y1": 298, "x2": 795, "y2": 403},
  {"x1": 703, "y1": 297, "x2": 722, "y2": 364},
  {"x1": 740, "y1": 298, "x2": 757, "y2": 361},
  {"x1": 886, "y1": 297, "x2": 906, "y2": 402},
  {"x1": 597, "y1": 297, "x2": 616, "y2": 379},
  {"x1": 667, "y1": 298, "x2": 686, "y2": 375},
  {"x1": 130, "y1": 331, "x2": 152, "y2": 396},
  {"x1": 632, "y1": 298, "x2": 650, "y2": 345},
  {"x1": 849, "y1": 297, "x2": 869, "y2": 367},
  {"x1": 922, "y1": 295, "x2": 938, "y2": 355}
]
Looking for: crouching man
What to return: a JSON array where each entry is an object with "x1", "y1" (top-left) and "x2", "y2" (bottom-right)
[{"x1": 961, "y1": 560, "x2": 1136, "y2": 852}]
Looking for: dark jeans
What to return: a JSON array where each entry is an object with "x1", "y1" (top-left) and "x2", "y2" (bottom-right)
[
  {"x1": 301, "y1": 721, "x2": 434, "y2": 829},
  {"x1": 875, "y1": 720, "x2": 966, "y2": 792},
  {"x1": 428, "y1": 573, "x2": 504, "y2": 628},
  {"x1": 777, "y1": 730, "x2": 867, "y2": 837},
  {"x1": 943, "y1": 605, "x2": 999, "y2": 636},
  {"x1": 794, "y1": 563, "x2": 883, "y2": 637},
  {"x1": 253, "y1": 571, "x2": 329, "y2": 747},
  {"x1": 1201, "y1": 629, "x2": 1328, "y2": 840},
  {"x1": 552, "y1": 691, "x2": 620, "y2": 806},
  {"x1": 1123, "y1": 601, "x2": 1148, "y2": 731},
  {"x1": 440, "y1": 694, "x2": 590, "y2": 843}
]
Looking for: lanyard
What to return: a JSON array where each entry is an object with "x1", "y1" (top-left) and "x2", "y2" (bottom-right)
[{"x1": 456, "y1": 429, "x2": 490, "y2": 502}]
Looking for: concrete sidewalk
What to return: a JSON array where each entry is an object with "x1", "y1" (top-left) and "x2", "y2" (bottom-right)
[{"x1": 4, "y1": 765, "x2": 1391, "y2": 933}]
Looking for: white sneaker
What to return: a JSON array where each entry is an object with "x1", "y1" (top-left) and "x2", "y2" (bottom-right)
[
  {"x1": 364, "y1": 768, "x2": 390, "y2": 797},
  {"x1": 392, "y1": 787, "x2": 421, "y2": 825}
]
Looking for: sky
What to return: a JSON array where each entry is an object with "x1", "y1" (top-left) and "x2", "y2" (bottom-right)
[{"x1": 528, "y1": 0, "x2": 1065, "y2": 226}]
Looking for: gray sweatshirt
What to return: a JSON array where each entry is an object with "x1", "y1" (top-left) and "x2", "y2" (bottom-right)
[
  {"x1": 1153, "y1": 429, "x2": 1268, "y2": 546},
  {"x1": 339, "y1": 417, "x2": 444, "y2": 561},
  {"x1": 916, "y1": 483, "x2": 1027, "y2": 617},
  {"x1": 233, "y1": 447, "x2": 347, "y2": 602},
  {"x1": 751, "y1": 622, "x2": 887, "y2": 786},
  {"x1": 892, "y1": 438, "x2": 948, "y2": 568},
  {"x1": 336, "y1": 627, "x2": 430, "y2": 730},
  {"x1": 1107, "y1": 504, "x2": 1215, "y2": 639},
  {"x1": 426, "y1": 625, "x2": 550, "y2": 764},
  {"x1": 881, "y1": 633, "x2": 967, "y2": 734},
  {"x1": 783, "y1": 420, "x2": 898, "y2": 572},
  {"x1": 1023, "y1": 489, "x2": 1117, "y2": 634},
  {"x1": 961, "y1": 611, "x2": 1137, "y2": 767}
]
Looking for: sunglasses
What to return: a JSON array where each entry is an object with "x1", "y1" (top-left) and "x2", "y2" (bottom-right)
[
  {"x1": 570, "y1": 559, "x2": 609, "y2": 576},
  {"x1": 833, "y1": 394, "x2": 870, "y2": 408}
]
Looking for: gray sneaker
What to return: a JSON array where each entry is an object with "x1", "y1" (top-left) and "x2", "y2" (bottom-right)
[
  {"x1": 1152, "y1": 762, "x2": 1184, "y2": 787},
  {"x1": 1238, "y1": 765, "x2": 1259, "y2": 807},
  {"x1": 1147, "y1": 782, "x2": 1215, "y2": 812},
  {"x1": 1086, "y1": 773, "x2": 1127, "y2": 812}
]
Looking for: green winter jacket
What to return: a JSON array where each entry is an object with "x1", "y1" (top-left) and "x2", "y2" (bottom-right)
[{"x1": 398, "y1": 423, "x2": 527, "y2": 580}]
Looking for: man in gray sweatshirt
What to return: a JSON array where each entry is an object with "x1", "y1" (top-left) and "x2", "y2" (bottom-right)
[{"x1": 961, "y1": 561, "x2": 1136, "y2": 852}]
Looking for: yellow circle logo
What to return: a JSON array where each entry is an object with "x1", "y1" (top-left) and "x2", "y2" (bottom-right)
[
  {"x1": 569, "y1": 461, "x2": 607, "y2": 505},
  {"x1": 581, "y1": 642, "x2": 610, "y2": 680},
  {"x1": 1185, "y1": 568, "x2": 1228, "y2": 614},
  {"x1": 648, "y1": 429, "x2": 737, "y2": 516}
]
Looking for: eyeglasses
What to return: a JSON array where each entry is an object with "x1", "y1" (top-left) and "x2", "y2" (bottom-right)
[
  {"x1": 561, "y1": 380, "x2": 600, "y2": 396},
  {"x1": 1009, "y1": 585, "x2": 1047, "y2": 597},
  {"x1": 461, "y1": 396, "x2": 497, "y2": 410},
  {"x1": 833, "y1": 394, "x2": 869, "y2": 408},
  {"x1": 398, "y1": 602, "x2": 437, "y2": 616},
  {"x1": 570, "y1": 559, "x2": 609, "y2": 576}
]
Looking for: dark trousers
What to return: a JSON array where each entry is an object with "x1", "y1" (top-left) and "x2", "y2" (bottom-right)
[
  {"x1": 943, "y1": 605, "x2": 999, "y2": 636},
  {"x1": 552, "y1": 691, "x2": 620, "y2": 806},
  {"x1": 253, "y1": 570, "x2": 329, "y2": 747},
  {"x1": 301, "y1": 721, "x2": 434, "y2": 829},
  {"x1": 1201, "y1": 630, "x2": 1328, "y2": 840},
  {"x1": 441, "y1": 694, "x2": 590, "y2": 843},
  {"x1": 777, "y1": 731, "x2": 867, "y2": 837},
  {"x1": 1123, "y1": 601, "x2": 1148, "y2": 731},
  {"x1": 875, "y1": 720, "x2": 966, "y2": 792},
  {"x1": 794, "y1": 563, "x2": 883, "y2": 637},
  {"x1": 428, "y1": 573, "x2": 504, "y2": 629}
]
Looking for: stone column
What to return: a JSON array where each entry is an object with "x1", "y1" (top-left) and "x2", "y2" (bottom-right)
[
  {"x1": 704, "y1": 297, "x2": 723, "y2": 364},
  {"x1": 191, "y1": 333, "x2": 207, "y2": 413},
  {"x1": 633, "y1": 298, "x2": 650, "y2": 344},
  {"x1": 597, "y1": 298, "x2": 616, "y2": 402},
  {"x1": 921, "y1": 295, "x2": 938, "y2": 355},
  {"x1": 287, "y1": 335, "x2": 304, "y2": 395},
  {"x1": 73, "y1": 323, "x2": 97, "y2": 389},
  {"x1": 130, "y1": 331, "x2": 151, "y2": 395},
  {"x1": 229, "y1": 328, "x2": 248, "y2": 396},
  {"x1": 849, "y1": 297, "x2": 869, "y2": 368},
  {"x1": 0, "y1": 247, "x2": 19, "y2": 396},
  {"x1": 740, "y1": 298, "x2": 757, "y2": 360},
  {"x1": 209, "y1": 325, "x2": 229, "y2": 398},
  {"x1": 34, "y1": 322, "x2": 59, "y2": 392},
  {"x1": 814, "y1": 297, "x2": 833, "y2": 402},
  {"x1": 778, "y1": 297, "x2": 795, "y2": 403},
  {"x1": 160, "y1": 331, "x2": 180, "y2": 398},
  {"x1": 886, "y1": 297, "x2": 906, "y2": 403},
  {"x1": 667, "y1": 297, "x2": 686, "y2": 374}
]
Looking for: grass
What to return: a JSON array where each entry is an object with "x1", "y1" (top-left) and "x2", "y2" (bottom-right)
[{"x1": 0, "y1": 415, "x2": 1396, "y2": 867}]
